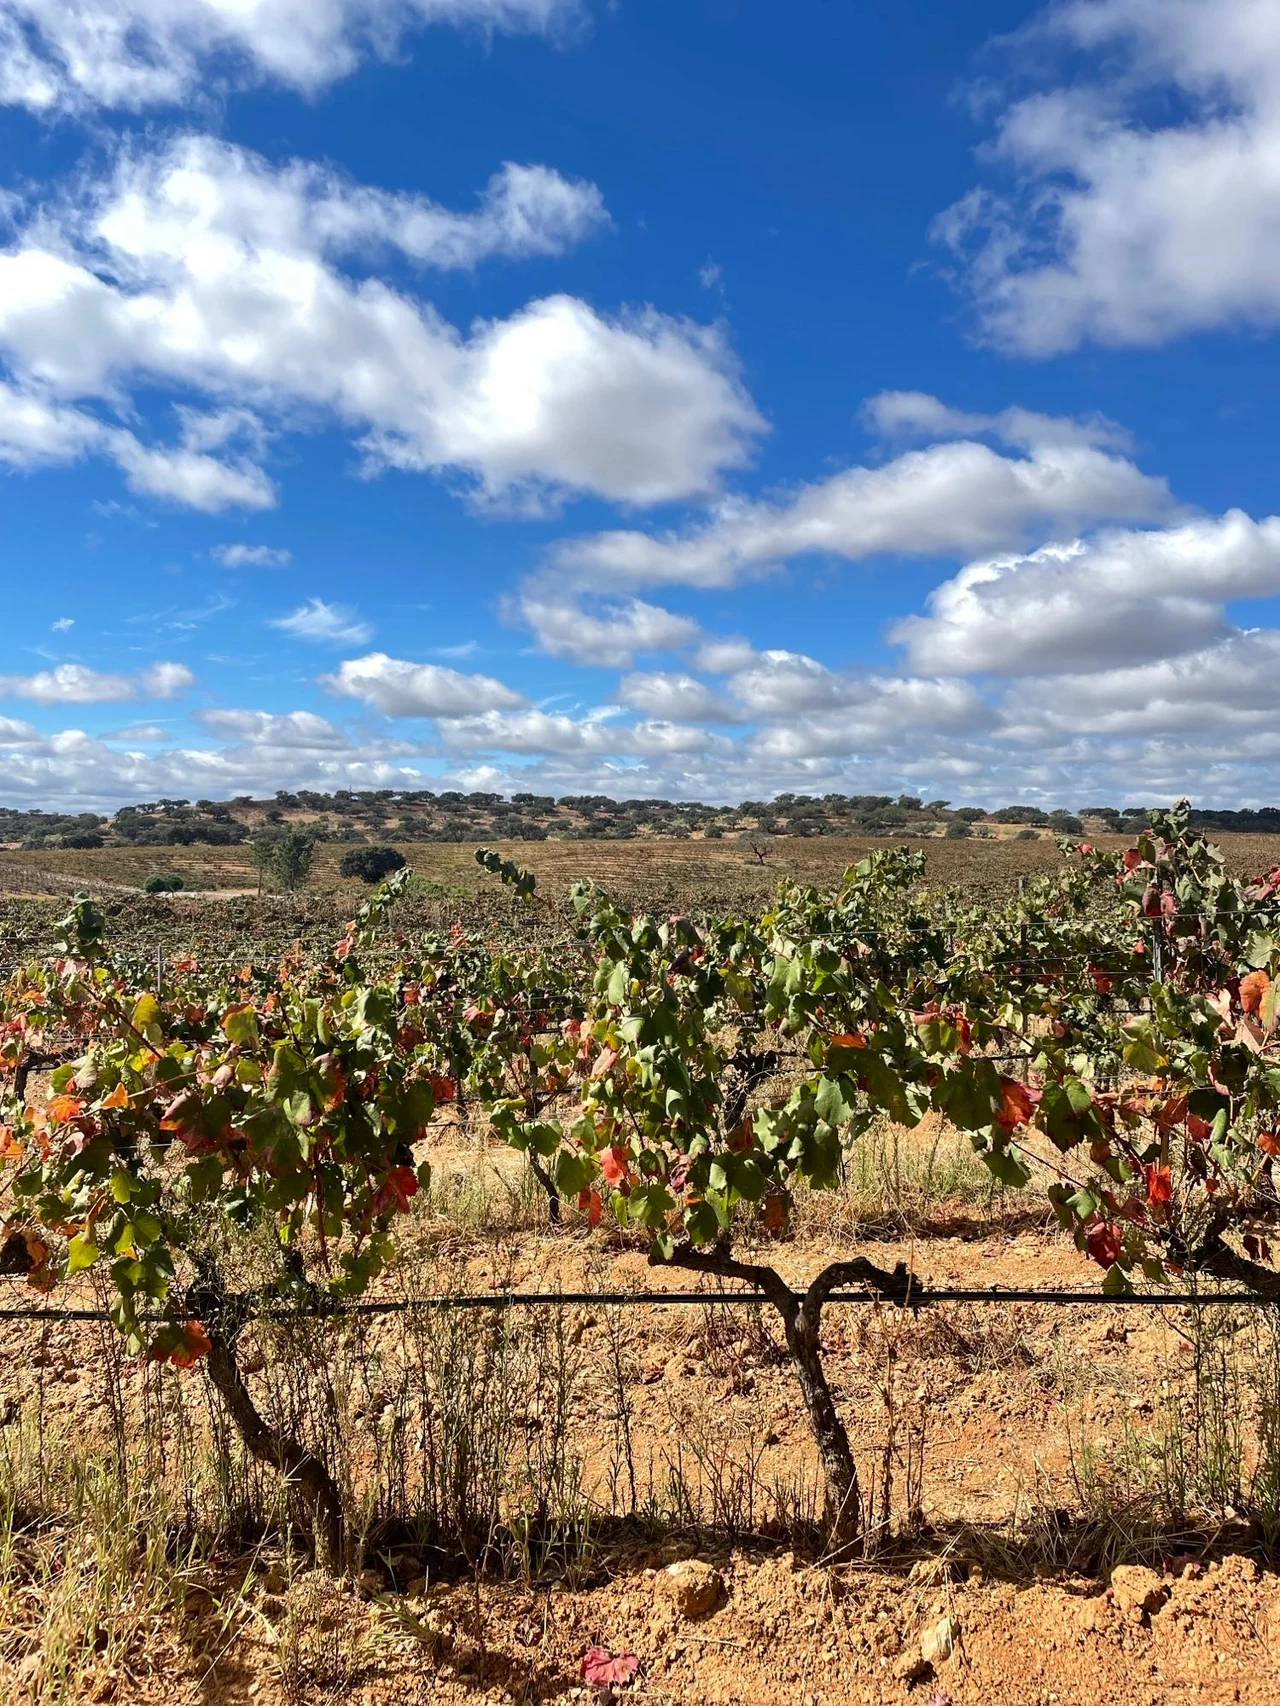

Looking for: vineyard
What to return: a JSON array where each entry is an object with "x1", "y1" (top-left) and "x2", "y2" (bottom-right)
[{"x1": 3, "y1": 806, "x2": 1280, "y2": 1704}]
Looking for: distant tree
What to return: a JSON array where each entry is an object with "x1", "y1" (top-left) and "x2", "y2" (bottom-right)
[
  {"x1": 992, "y1": 806, "x2": 1050, "y2": 826},
  {"x1": 252, "y1": 829, "x2": 314, "y2": 893},
  {"x1": 339, "y1": 845, "x2": 408, "y2": 884},
  {"x1": 1013, "y1": 828, "x2": 1040, "y2": 841},
  {"x1": 143, "y1": 873, "x2": 184, "y2": 893},
  {"x1": 944, "y1": 821, "x2": 973, "y2": 839}
]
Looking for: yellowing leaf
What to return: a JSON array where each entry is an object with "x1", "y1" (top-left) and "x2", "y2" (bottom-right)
[{"x1": 67, "y1": 1231, "x2": 98, "y2": 1273}]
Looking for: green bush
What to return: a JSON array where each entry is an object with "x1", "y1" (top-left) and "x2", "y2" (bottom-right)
[
  {"x1": 1014, "y1": 828, "x2": 1040, "y2": 841},
  {"x1": 944, "y1": 821, "x2": 973, "y2": 839},
  {"x1": 142, "y1": 873, "x2": 183, "y2": 894},
  {"x1": 339, "y1": 845, "x2": 408, "y2": 884}
]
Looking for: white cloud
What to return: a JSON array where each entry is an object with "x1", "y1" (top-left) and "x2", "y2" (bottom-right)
[
  {"x1": 1002, "y1": 631, "x2": 1280, "y2": 738},
  {"x1": 323, "y1": 651, "x2": 527, "y2": 717},
  {"x1": 51, "y1": 616, "x2": 74, "y2": 631},
  {"x1": 436, "y1": 706, "x2": 723, "y2": 759},
  {"x1": 891, "y1": 512, "x2": 1280, "y2": 676},
  {"x1": 862, "y1": 390, "x2": 1134, "y2": 453},
  {"x1": 271, "y1": 598, "x2": 372, "y2": 645},
  {"x1": 938, "y1": 0, "x2": 1280, "y2": 352},
  {"x1": 0, "y1": 136, "x2": 759, "y2": 511},
  {"x1": 519, "y1": 593, "x2": 702, "y2": 667},
  {"x1": 552, "y1": 405, "x2": 1173, "y2": 591},
  {"x1": 0, "y1": 379, "x2": 272, "y2": 511},
  {"x1": 618, "y1": 672, "x2": 735, "y2": 722},
  {"x1": 197, "y1": 708, "x2": 351, "y2": 748},
  {"x1": 215, "y1": 543, "x2": 292, "y2": 568},
  {"x1": 0, "y1": 659, "x2": 194, "y2": 704},
  {"x1": 139, "y1": 661, "x2": 197, "y2": 698},
  {"x1": 0, "y1": 0, "x2": 578, "y2": 115}
]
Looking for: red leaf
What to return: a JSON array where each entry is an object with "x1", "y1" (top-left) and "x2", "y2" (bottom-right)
[
  {"x1": 830, "y1": 1031, "x2": 867, "y2": 1049},
  {"x1": 1085, "y1": 1221, "x2": 1124, "y2": 1269},
  {"x1": 599, "y1": 1146, "x2": 632, "y2": 1187},
  {"x1": 1187, "y1": 1114, "x2": 1213, "y2": 1143},
  {"x1": 1240, "y1": 970, "x2": 1271, "y2": 1016},
  {"x1": 1123, "y1": 848, "x2": 1144, "y2": 872},
  {"x1": 1259, "y1": 1132, "x2": 1280, "y2": 1158},
  {"x1": 761, "y1": 1190, "x2": 788, "y2": 1233},
  {"x1": 1144, "y1": 1164, "x2": 1173, "y2": 1206},
  {"x1": 428, "y1": 1073, "x2": 456, "y2": 1104},
  {"x1": 995, "y1": 1076, "x2": 1039, "y2": 1130},
  {"x1": 150, "y1": 1319, "x2": 213, "y2": 1370},
  {"x1": 581, "y1": 1646, "x2": 640, "y2": 1688},
  {"x1": 1089, "y1": 965, "x2": 1113, "y2": 995},
  {"x1": 375, "y1": 1165, "x2": 418, "y2": 1215},
  {"x1": 578, "y1": 1187, "x2": 603, "y2": 1229}
]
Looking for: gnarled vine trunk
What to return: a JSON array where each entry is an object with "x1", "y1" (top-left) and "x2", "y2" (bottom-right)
[
  {"x1": 659, "y1": 1246, "x2": 915, "y2": 1552},
  {"x1": 190, "y1": 1272, "x2": 347, "y2": 1575}
]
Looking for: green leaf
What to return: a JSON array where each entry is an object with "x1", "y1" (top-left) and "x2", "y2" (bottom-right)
[
  {"x1": 67, "y1": 1231, "x2": 98, "y2": 1273},
  {"x1": 222, "y1": 1005, "x2": 259, "y2": 1048},
  {"x1": 684, "y1": 1200, "x2": 720, "y2": 1246},
  {"x1": 983, "y1": 1147, "x2": 1031, "y2": 1189}
]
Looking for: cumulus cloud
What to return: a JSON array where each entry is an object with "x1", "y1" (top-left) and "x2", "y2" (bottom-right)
[
  {"x1": 0, "y1": 659, "x2": 194, "y2": 703},
  {"x1": 323, "y1": 651, "x2": 527, "y2": 717},
  {"x1": 618, "y1": 672, "x2": 735, "y2": 722},
  {"x1": 215, "y1": 543, "x2": 292, "y2": 568},
  {"x1": 0, "y1": 136, "x2": 760, "y2": 511},
  {"x1": 938, "y1": 0, "x2": 1280, "y2": 352},
  {"x1": 436, "y1": 706, "x2": 723, "y2": 759},
  {"x1": 551, "y1": 405, "x2": 1173, "y2": 591},
  {"x1": 1002, "y1": 631, "x2": 1280, "y2": 738},
  {"x1": 0, "y1": 379, "x2": 274, "y2": 511},
  {"x1": 891, "y1": 512, "x2": 1280, "y2": 676},
  {"x1": 197, "y1": 708, "x2": 352, "y2": 748},
  {"x1": 0, "y1": 0, "x2": 578, "y2": 115},
  {"x1": 271, "y1": 599, "x2": 373, "y2": 645},
  {"x1": 519, "y1": 594, "x2": 702, "y2": 667}
]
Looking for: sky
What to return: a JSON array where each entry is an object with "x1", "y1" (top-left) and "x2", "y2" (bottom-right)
[{"x1": 2, "y1": 0, "x2": 1280, "y2": 812}]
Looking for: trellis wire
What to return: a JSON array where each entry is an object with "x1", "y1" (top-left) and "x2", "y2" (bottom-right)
[{"x1": 0, "y1": 1282, "x2": 1275, "y2": 1323}]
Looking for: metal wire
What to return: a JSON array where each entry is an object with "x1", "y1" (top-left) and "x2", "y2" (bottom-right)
[{"x1": 0, "y1": 1283, "x2": 1275, "y2": 1323}]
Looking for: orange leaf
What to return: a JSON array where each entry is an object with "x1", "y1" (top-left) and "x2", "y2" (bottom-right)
[
  {"x1": 1259, "y1": 1132, "x2": 1280, "y2": 1158},
  {"x1": 995, "y1": 1077, "x2": 1039, "y2": 1130},
  {"x1": 46, "y1": 1094, "x2": 86, "y2": 1126},
  {"x1": 428, "y1": 1073, "x2": 456, "y2": 1104},
  {"x1": 1144, "y1": 1164, "x2": 1173, "y2": 1206},
  {"x1": 100, "y1": 1083, "x2": 130, "y2": 1111},
  {"x1": 599, "y1": 1146, "x2": 632, "y2": 1187},
  {"x1": 1241, "y1": 970, "x2": 1271, "y2": 1016},
  {"x1": 831, "y1": 1031, "x2": 867, "y2": 1049},
  {"x1": 577, "y1": 1187, "x2": 603, "y2": 1230}
]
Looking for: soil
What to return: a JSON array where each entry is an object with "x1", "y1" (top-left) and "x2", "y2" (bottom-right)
[{"x1": 3, "y1": 1184, "x2": 1279, "y2": 1706}]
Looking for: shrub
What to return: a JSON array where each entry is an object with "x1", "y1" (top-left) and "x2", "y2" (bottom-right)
[
  {"x1": 252, "y1": 829, "x2": 314, "y2": 892},
  {"x1": 142, "y1": 873, "x2": 184, "y2": 893},
  {"x1": 340, "y1": 845, "x2": 408, "y2": 884},
  {"x1": 944, "y1": 821, "x2": 972, "y2": 839},
  {"x1": 1014, "y1": 828, "x2": 1040, "y2": 841}
]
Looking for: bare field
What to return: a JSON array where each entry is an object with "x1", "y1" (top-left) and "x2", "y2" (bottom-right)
[{"x1": 4, "y1": 829, "x2": 1280, "y2": 911}]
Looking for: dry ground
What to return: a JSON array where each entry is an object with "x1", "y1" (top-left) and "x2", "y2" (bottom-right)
[{"x1": 3, "y1": 1124, "x2": 1279, "y2": 1706}]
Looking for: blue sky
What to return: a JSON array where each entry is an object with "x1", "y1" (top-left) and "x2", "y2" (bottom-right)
[{"x1": 2, "y1": 0, "x2": 1280, "y2": 810}]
